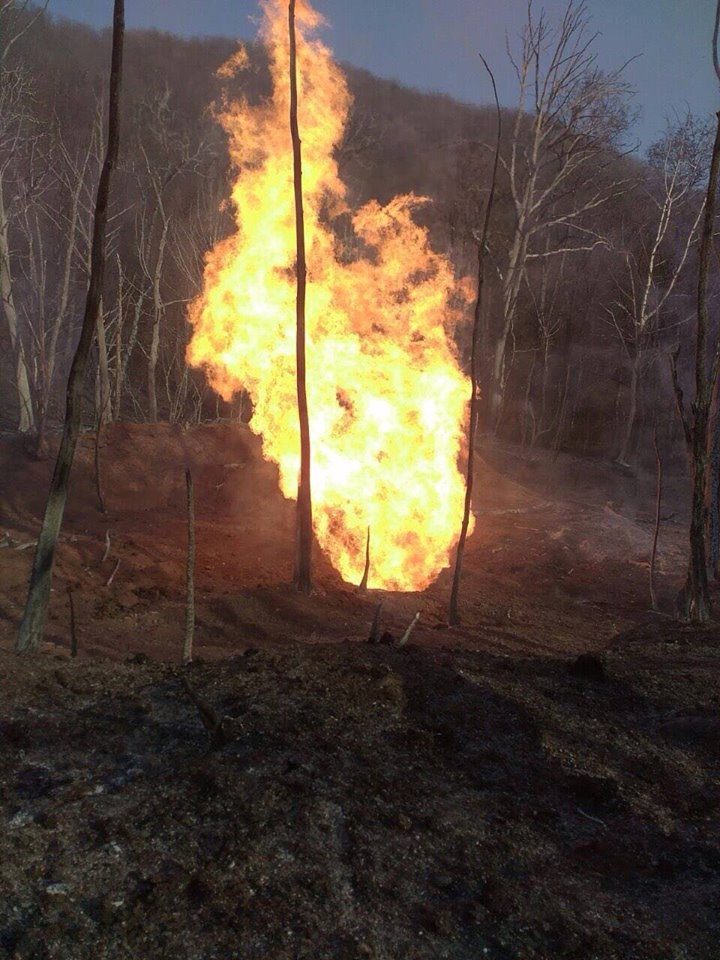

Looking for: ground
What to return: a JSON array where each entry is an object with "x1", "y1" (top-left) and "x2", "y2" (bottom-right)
[{"x1": 0, "y1": 424, "x2": 718, "y2": 959}]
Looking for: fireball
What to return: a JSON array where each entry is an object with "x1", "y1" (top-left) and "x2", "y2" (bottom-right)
[{"x1": 187, "y1": 0, "x2": 473, "y2": 590}]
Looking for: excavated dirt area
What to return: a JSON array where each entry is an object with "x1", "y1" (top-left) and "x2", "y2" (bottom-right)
[{"x1": 0, "y1": 424, "x2": 718, "y2": 958}]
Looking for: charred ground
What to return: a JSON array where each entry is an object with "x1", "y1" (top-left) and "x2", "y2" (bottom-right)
[{"x1": 0, "y1": 425, "x2": 718, "y2": 959}]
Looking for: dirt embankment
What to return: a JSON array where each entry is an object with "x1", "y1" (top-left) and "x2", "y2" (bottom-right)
[{"x1": 0, "y1": 423, "x2": 696, "y2": 661}]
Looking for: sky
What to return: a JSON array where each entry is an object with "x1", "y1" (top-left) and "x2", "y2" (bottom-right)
[{"x1": 48, "y1": 0, "x2": 719, "y2": 152}]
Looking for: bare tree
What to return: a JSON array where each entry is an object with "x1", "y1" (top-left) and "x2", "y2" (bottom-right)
[
  {"x1": 449, "y1": 56, "x2": 501, "y2": 627},
  {"x1": 668, "y1": 0, "x2": 720, "y2": 623},
  {"x1": 607, "y1": 115, "x2": 708, "y2": 465},
  {"x1": 489, "y1": 0, "x2": 632, "y2": 429},
  {"x1": 522, "y1": 239, "x2": 569, "y2": 447},
  {"x1": 134, "y1": 85, "x2": 208, "y2": 422},
  {"x1": 289, "y1": 0, "x2": 312, "y2": 594},
  {"x1": 17, "y1": 0, "x2": 125, "y2": 652},
  {"x1": 15, "y1": 110, "x2": 107, "y2": 449},
  {"x1": 0, "y1": 51, "x2": 36, "y2": 433}
]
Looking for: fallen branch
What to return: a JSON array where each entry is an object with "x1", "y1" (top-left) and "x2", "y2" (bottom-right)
[
  {"x1": 101, "y1": 529, "x2": 111, "y2": 563},
  {"x1": 576, "y1": 807, "x2": 607, "y2": 829},
  {"x1": 368, "y1": 601, "x2": 383, "y2": 643},
  {"x1": 106, "y1": 558, "x2": 120, "y2": 588},
  {"x1": 398, "y1": 611, "x2": 420, "y2": 647},
  {"x1": 16, "y1": 540, "x2": 38, "y2": 552}
]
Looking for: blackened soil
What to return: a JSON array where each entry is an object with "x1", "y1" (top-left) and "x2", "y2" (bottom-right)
[{"x1": 1, "y1": 624, "x2": 718, "y2": 959}]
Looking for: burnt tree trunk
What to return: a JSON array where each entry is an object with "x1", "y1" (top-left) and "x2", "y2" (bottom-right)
[
  {"x1": 183, "y1": 468, "x2": 195, "y2": 664},
  {"x1": 672, "y1": 107, "x2": 720, "y2": 623},
  {"x1": 289, "y1": 0, "x2": 313, "y2": 594},
  {"x1": 448, "y1": 56, "x2": 501, "y2": 627},
  {"x1": 16, "y1": 0, "x2": 125, "y2": 652},
  {"x1": 710, "y1": 408, "x2": 720, "y2": 576}
]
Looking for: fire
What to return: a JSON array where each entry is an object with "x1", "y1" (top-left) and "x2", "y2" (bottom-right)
[{"x1": 187, "y1": 0, "x2": 474, "y2": 591}]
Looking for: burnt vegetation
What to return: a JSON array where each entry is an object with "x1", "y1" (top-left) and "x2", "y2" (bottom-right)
[{"x1": 1, "y1": 1, "x2": 720, "y2": 958}]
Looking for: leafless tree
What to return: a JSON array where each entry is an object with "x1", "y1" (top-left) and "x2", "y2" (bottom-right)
[
  {"x1": 289, "y1": 0, "x2": 312, "y2": 594},
  {"x1": 134, "y1": 85, "x2": 208, "y2": 422},
  {"x1": 489, "y1": 0, "x2": 633, "y2": 429},
  {"x1": 606, "y1": 115, "x2": 708, "y2": 465},
  {"x1": 17, "y1": 0, "x2": 125, "y2": 652},
  {"x1": 449, "y1": 56, "x2": 501, "y2": 627},
  {"x1": 668, "y1": 0, "x2": 720, "y2": 623},
  {"x1": 16, "y1": 109, "x2": 107, "y2": 449},
  {"x1": 0, "y1": 46, "x2": 36, "y2": 432}
]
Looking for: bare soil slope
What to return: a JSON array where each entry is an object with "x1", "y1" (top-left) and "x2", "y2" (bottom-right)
[{"x1": 0, "y1": 423, "x2": 694, "y2": 659}]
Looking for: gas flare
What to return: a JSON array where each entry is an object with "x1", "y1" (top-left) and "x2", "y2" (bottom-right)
[{"x1": 187, "y1": 0, "x2": 474, "y2": 591}]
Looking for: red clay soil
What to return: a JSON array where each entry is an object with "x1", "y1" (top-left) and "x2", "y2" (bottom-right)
[{"x1": 0, "y1": 423, "x2": 697, "y2": 660}]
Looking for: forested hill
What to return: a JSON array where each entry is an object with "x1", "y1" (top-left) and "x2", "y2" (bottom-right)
[{"x1": 1, "y1": 9, "x2": 710, "y2": 472}]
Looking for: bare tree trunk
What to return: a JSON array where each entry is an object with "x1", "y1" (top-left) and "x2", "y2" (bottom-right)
[
  {"x1": 94, "y1": 411, "x2": 106, "y2": 514},
  {"x1": 617, "y1": 357, "x2": 639, "y2": 465},
  {"x1": 148, "y1": 214, "x2": 168, "y2": 423},
  {"x1": 490, "y1": 229, "x2": 528, "y2": 429},
  {"x1": 38, "y1": 129, "x2": 94, "y2": 451},
  {"x1": 710, "y1": 406, "x2": 720, "y2": 577},
  {"x1": 685, "y1": 410, "x2": 712, "y2": 621},
  {"x1": 16, "y1": 0, "x2": 125, "y2": 653},
  {"x1": 113, "y1": 259, "x2": 125, "y2": 414},
  {"x1": 449, "y1": 56, "x2": 501, "y2": 627},
  {"x1": 183, "y1": 468, "x2": 195, "y2": 664},
  {"x1": 95, "y1": 301, "x2": 113, "y2": 424},
  {"x1": 0, "y1": 181, "x2": 35, "y2": 434},
  {"x1": 289, "y1": 0, "x2": 312, "y2": 594},
  {"x1": 358, "y1": 525, "x2": 370, "y2": 592},
  {"x1": 672, "y1": 106, "x2": 720, "y2": 623},
  {"x1": 650, "y1": 431, "x2": 663, "y2": 610},
  {"x1": 118, "y1": 286, "x2": 142, "y2": 414}
]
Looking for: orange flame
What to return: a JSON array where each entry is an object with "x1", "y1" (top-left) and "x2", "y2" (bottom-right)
[{"x1": 187, "y1": 0, "x2": 474, "y2": 591}]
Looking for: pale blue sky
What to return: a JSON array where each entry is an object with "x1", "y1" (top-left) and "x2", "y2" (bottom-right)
[{"x1": 48, "y1": 0, "x2": 719, "y2": 150}]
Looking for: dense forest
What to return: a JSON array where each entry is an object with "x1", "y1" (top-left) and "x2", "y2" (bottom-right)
[{"x1": 1, "y1": 2, "x2": 715, "y2": 472}]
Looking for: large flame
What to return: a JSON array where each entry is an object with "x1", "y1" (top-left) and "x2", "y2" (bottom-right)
[{"x1": 187, "y1": 0, "x2": 474, "y2": 591}]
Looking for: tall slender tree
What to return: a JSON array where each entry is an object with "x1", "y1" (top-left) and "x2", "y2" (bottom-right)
[
  {"x1": 448, "y1": 56, "x2": 501, "y2": 627},
  {"x1": 669, "y1": 0, "x2": 720, "y2": 622},
  {"x1": 288, "y1": 0, "x2": 313, "y2": 594},
  {"x1": 16, "y1": 0, "x2": 125, "y2": 652}
]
